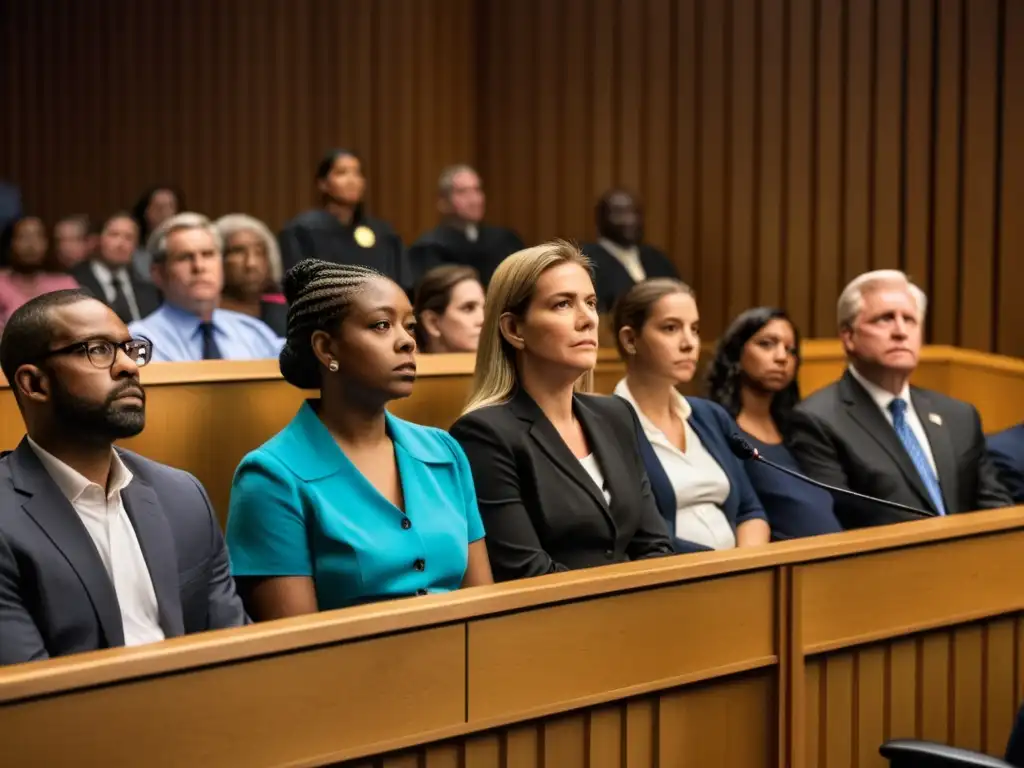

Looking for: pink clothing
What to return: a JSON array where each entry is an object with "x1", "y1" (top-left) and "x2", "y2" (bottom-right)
[{"x1": 0, "y1": 270, "x2": 79, "y2": 328}]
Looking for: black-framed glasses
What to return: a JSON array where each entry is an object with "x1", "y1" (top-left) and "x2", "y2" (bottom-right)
[{"x1": 39, "y1": 337, "x2": 154, "y2": 370}]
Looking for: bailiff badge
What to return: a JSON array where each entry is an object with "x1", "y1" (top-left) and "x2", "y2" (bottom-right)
[{"x1": 354, "y1": 225, "x2": 376, "y2": 248}]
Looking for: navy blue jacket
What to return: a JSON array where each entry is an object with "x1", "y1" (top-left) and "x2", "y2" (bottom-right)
[{"x1": 988, "y1": 423, "x2": 1024, "y2": 504}]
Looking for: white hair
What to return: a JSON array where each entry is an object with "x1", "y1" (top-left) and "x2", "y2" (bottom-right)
[
  {"x1": 147, "y1": 212, "x2": 223, "y2": 263},
  {"x1": 836, "y1": 269, "x2": 928, "y2": 329},
  {"x1": 437, "y1": 164, "x2": 479, "y2": 198},
  {"x1": 214, "y1": 213, "x2": 283, "y2": 284}
]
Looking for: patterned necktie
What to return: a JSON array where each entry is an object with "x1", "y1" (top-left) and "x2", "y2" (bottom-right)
[
  {"x1": 888, "y1": 398, "x2": 946, "y2": 515},
  {"x1": 198, "y1": 322, "x2": 222, "y2": 360}
]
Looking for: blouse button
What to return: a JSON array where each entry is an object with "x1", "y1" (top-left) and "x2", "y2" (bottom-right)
[
  {"x1": 401, "y1": 517, "x2": 412, "y2": 530},
  {"x1": 605, "y1": 550, "x2": 615, "y2": 559},
  {"x1": 414, "y1": 558, "x2": 426, "y2": 572}
]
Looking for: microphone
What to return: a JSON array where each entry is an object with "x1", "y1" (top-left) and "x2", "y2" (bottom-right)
[{"x1": 727, "y1": 434, "x2": 932, "y2": 518}]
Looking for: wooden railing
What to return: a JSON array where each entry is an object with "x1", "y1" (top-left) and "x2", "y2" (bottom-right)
[{"x1": 2, "y1": 508, "x2": 1024, "y2": 767}]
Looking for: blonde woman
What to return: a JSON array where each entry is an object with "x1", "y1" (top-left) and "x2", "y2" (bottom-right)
[
  {"x1": 448, "y1": 240, "x2": 682, "y2": 582},
  {"x1": 214, "y1": 214, "x2": 287, "y2": 336}
]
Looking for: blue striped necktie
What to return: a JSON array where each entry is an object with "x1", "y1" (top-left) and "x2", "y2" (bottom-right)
[{"x1": 888, "y1": 398, "x2": 946, "y2": 515}]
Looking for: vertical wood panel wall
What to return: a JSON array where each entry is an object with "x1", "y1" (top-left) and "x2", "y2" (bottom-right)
[{"x1": 0, "y1": 0, "x2": 477, "y2": 243}]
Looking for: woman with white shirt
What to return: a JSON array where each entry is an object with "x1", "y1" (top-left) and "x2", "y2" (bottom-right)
[{"x1": 613, "y1": 278, "x2": 771, "y2": 551}]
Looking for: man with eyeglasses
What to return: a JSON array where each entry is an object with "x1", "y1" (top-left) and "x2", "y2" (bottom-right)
[{"x1": 0, "y1": 290, "x2": 247, "y2": 664}]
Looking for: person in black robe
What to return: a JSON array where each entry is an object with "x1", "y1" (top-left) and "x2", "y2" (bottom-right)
[
  {"x1": 278, "y1": 149, "x2": 410, "y2": 292},
  {"x1": 407, "y1": 164, "x2": 524, "y2": 288},
  {"x1": 582, "y1": 189, "x2": 681, "y2": 314}
]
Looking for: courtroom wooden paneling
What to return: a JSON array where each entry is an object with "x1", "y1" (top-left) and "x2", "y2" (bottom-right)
[{"x1": 0, "y1": 0, "x2": 477, "y2": 242}]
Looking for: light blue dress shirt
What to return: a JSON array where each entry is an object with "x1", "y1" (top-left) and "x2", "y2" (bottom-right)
[
  {"x1": 128, "y1": 303, "x2": 283, "y2": 362},
  {"x1": 226, "y1": 400, "x2": 486, "y2": 610}
]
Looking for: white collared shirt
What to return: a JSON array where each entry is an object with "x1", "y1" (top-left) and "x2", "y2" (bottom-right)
[
  {"x1": 465, "y1": 223, "x2": 479, "y2": 243},
  {"x1": 847, "y1": 364, "x2": 938, "y2": 475},
  {"x1": 27, "y1": 438, "x2": 165, "y2": 647},
  {"x1": 599, "y1": 238, "x2": 646, "y2": 283},
  {"x1": 90, "y1": 260, "x2": 143, "y2": 322},
  {"x1": 614, "y1": 379, "x2": 736, "y2": 550}
]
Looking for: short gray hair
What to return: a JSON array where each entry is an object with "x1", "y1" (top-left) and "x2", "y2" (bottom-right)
[
  {"x1": 214, "y1": 213, "x2": 283, "y2": 284},
  {"x1": 837, "y1": 269, "x2": 928, "y2": 329},
  {"x1": 147, "y1": 212, "x2": 223, "y2": 263},
  {"x1": 437, "y1": 164, "x2": 478, "y2": 198}
]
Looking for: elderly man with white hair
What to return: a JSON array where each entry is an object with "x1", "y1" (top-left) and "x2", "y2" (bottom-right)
[
  {"x1": 787, "y1": 269, "x2": 1011, "y2": 528},
  {"x1": 129, "y1": 213, "x2": 284, "y2": 362}
]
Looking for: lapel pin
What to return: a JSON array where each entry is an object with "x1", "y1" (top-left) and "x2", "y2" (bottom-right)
[{"x1": 928, "y1": 413, "x2": 943, "y2": 426}]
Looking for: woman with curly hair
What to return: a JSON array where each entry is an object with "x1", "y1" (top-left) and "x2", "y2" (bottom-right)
[{"x1": 706, "y1": 307, "x2": 841, "y2": 539}]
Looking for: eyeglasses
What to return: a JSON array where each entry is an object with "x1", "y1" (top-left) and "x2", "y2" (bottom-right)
[{"x1": 39, "y1": 337, "x2": 154, "y2": 370}]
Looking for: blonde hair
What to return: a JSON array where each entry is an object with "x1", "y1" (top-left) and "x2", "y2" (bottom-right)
[
  {"x1": 463, "y1": 240, "x2": 595, "y2": 414},
  {"x1": 836, "y1": 269, "x2": 928, "y2": 329},
  {"x1": 214, "y1": 214, "x2": 284, "y2": 285}
]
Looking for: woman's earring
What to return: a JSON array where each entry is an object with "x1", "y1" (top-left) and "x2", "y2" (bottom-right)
[{"x1": 328, "y1": 359, "x2": 339, "y2": 372}]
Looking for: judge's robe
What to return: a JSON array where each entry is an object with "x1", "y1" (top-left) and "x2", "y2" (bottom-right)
[
  {"x1": 278, "y1": 209, "x2": 412, "y2": 293},
  {"x1": 407, "y1": 224, "x2": 525, "y2": 288},
  {"x1": 581, "y1": 241, "x2": 681, "y2": 314}
]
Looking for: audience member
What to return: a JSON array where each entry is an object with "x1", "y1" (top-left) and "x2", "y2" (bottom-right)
[
  {"x1": 0, "y1": 181, "x2": 22, "y2": 237},
  {"x1": 408, "y1": 165, "x2": 525, "y2": 288},
  {"x1": 987, "y1": 422, "x2": 1024, "y2": 504},
  {"x1": 214, "y1": 214, "x2": 287, "y2": 337},
  {"x1": 788, "y1": 270, "x2": 1012, "y2": 527},
  {"x1": 0, "y1": 290, "x2": 247, "y2": 664},
  {"x1": 0, "y1": 216, "x2": 78, "y2": 330},
  {"x1": 72, "y1": 212, "x2": 160, "y2": 324},
  {"x1": 582, "y1": 190, "x2": 679, "y2": 315},
  {"x1": 449, "y1": 241, "x2": 675, "y2": 582},
  {"x1": 278, "y1": 149, "x2": 410, "y2": 292},
  {"x1": 130, "y1": 184, "x2": 184, "y2": 283},
  {"x1": 52, "y1": 215, "x2": 95, "y2": 270},
  {"x1": 227, "y1": 259, "x2": 492, "y2": 618},
  {"x1": 129, "y1": 213, "x2": 283, "y2": 362},
  {"x1": 613, "y1": 279, "x2": 770, "y2": 551},
  {"x1": 413, "y1": 265, "x2": 485, "y2": 354},
  {"x1": 706, "y1": 307, "x2": 842, "y2": 539}
]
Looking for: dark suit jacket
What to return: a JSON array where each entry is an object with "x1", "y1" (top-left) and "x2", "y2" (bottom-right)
[
  {"x1": 0, "y1": 440, "x2": 247, "y2": 665},
  {"x1": 788, "y1": 370, "x2": 1012, "y2": 528},
  {"x1": 71, "y1": 260, "x2": 161, "y2": 325},
  {"x1": 987, "y1": 423, "x2": 1024, "y2": 504},
  {"x1": 449, "y1": 389, "x2": 676, "y2": 581},
  {"x1": 581, "y1": 241, "x2": 680, "y2": 314}
]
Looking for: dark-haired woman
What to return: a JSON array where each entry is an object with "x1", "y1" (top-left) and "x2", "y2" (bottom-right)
[
  {"x1": 707, "y1": 308, "x2": 842, "y2": 539},
  {"x1": 413, "y1": 265, "x2": 485, "y2": 354},
  {"x1": 278, "y1": 150, "x2": 410, "y2": 292},
  {"x1": 226, "y1": 259, "x2": 493, "y2": 619},
  {"x1": 0, "y1": 216, "x2": 78, "y2": 329},
  {"x1": 131, "y1": 184, "x2": 184, "y2": 283}
]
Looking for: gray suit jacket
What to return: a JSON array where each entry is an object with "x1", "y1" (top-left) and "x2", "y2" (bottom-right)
[
  {"x1": 0, "y1": 439, "x2": 247, "y2": 665},
  {"x1": 787, "y1": 370, "x2": 1012, "y2": 529}
]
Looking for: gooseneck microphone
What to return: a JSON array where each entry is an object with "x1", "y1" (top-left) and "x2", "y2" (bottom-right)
[{"x1": 727, "y1": 434, "x2": 932, "y2": 518}]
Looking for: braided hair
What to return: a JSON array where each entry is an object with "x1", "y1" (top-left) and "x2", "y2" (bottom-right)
[{"x1": 279, "y1": 258, "x2": 383, "y2": 389}]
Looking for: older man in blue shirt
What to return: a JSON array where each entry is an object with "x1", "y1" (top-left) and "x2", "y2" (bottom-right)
[{"x1": 129, "y1": 213, "x2": 283, "y2": 362}]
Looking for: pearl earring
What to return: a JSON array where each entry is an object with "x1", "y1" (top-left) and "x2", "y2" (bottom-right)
[{"x1": 328, "y1": 359, "x2": 339, "y2": 372}]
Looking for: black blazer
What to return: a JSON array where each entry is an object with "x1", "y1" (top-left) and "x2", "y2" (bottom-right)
[
  {"x1": 581, "y1": 241, "x2": 680, "y2": 314},
  {"x1": 71, "y1": 260, "x2": 161, "y2": 324},
  {"x1": 787, "y1": 370, "x2": 1013, "y2": 528},
  {"x1": 987, "y1": 422, "x2": 1024, "y2": 504},
  {"x1": 449, "y1": 389, "x2": 675, "y2": 581}
]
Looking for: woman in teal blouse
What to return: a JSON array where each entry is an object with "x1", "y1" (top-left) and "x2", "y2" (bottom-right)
[{"x1": 226, "y1": 259, "x2": 493, "y2": 619}]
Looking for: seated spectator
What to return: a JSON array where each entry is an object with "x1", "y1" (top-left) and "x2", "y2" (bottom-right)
[
  {"x1": 227, "y1": 259, "x2": 492, "y2": 618},
  {"x1": 987, "y1": 422, "x2": 1024, "y2": 503},
  {"x1": 130, "y1": 184, "x2": 184, "y2": 284},
  {"x1": 706, "y1": 307, "x2": 842, "y2": 539},
  {"x1": 278, "y1": 149, "x2": 410, "y2": 292},
  {"x1": 582, "y1": 190, "x2": 680, "y2": 315},
  {"x1": 788, "y1": 269, "x2": 1012, "y2": 527},
  {"x1": 71, "y1": 212, "x2": 160, "y2": 324},
  {"x1": 0, "y1": 290, "x2": 247, "y2": 664},
  {"x1": 52, "y1": 215, "x2": 95, "y2": 271},
  {"x1": 449, "y1": 240, "x2": 676, "y2": 582},
  {"x1": 613, "y1": 279, "x2": 770, "y2": 551},
  {"x1": 0, "y1": 216, "x2": 78, "y2": 330},
  {"x1": 129, "y1": 213, "x2": 283, "y2": 362},
  {"x1": 0, "y1": 180, "x2": 21, "y2": 236},
  {"x1": 214, "y1": 214, "x2": 287, "y2": 337},
  {"x1": 408, "y1": 165, "x2": 524, "y2": 288},
  {"x1": 412, "y1": 265, "x2": 485, "y2": 354}
]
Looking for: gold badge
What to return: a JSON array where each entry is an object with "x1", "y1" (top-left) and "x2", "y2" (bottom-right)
[{"x1": 354, "y1": 225, "x2": 376, "y2": 248}]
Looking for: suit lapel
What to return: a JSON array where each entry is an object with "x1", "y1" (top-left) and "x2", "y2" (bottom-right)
[
  {"x1": 840, "y1": 372, "x2": 936, "y2": 513},
  {"x1": 576, "y1": 398, "x2": 629, "y2": 534},
  {"x1": 912, "y1": 391, "x2": 959, "y2": 514},
  {"x1": 11, "y1": 441, "x2": 125, "y2": 647},
  {"x1": 120, "y1": 469, "x2": 184, "y2": 638}
]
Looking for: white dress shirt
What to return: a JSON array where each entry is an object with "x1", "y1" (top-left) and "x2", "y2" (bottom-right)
[
  {"x1": 27, "y1": 438, "x2": 165, "y2": 647},
  {"x1": 847, "y1": 365, "x2": 938, "y2": 475},
  {"x1": 90, "y1": 260, "x2": 143, "y2": 322},
  {"x1": 614, "y1": 380, "x2": 736, "y2": 549},
  {"x1": 598, "y1": 238, "x2": 646, "y2": 283},
  {"x1": 578, "y1": 453, "x2": 612, "y2": 504}
]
